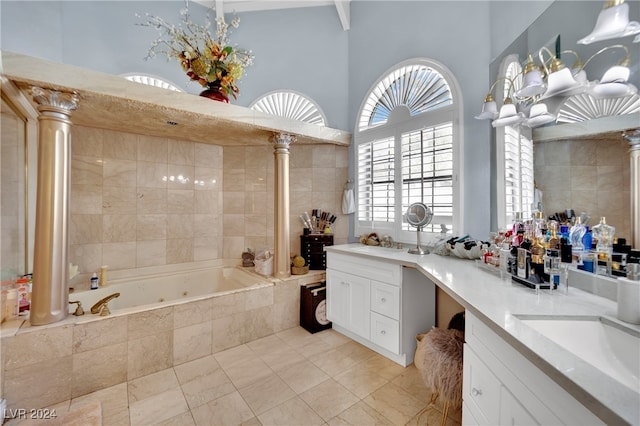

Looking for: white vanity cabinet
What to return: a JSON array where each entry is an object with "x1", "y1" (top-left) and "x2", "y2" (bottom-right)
[
  {"x1": 463, "y1": 311, "x2": 604, "y2": 425},
  {"x1": 326, "y1": 251, "x2": 435, "y2": 366}
]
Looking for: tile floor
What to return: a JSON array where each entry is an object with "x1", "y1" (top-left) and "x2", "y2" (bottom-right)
[{"x1": 6, "y1": 327, "x2": 462, "y2": 426}]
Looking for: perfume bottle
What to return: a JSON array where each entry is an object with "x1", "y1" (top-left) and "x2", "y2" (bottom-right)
[
  {"x1": 592, "y1": 216, "x2": 615, "y2": 253},
  {"x1": 569, "y1": 216, "x2": 586, "y2": 253}
]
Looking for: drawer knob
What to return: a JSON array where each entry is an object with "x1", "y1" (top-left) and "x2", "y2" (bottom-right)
[
  {"x1": 381, "y1": 297, "x2": 387, "y2": 303},
  {"x1": 380, "y1": 330, "x2": 386, "y2": 335},
  {"x1": 471, "y1": 388, "x2": 482, "y2": 397}
]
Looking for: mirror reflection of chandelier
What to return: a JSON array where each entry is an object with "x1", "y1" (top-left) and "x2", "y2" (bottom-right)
[{"x1": 476, "y1": 0, "x2": 639, "y2": 129}]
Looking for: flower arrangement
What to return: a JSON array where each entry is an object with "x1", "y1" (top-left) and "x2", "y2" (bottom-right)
[{"x1": 137, "y1": 0, "x2": 254, "y2": 99}]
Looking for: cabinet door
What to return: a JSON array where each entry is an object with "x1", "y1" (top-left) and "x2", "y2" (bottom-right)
[
  {"x1": 500, "y1": 388, "x2": 540, "y2": 425},
  {"x1": 326, "y1": 269, "x2": 371, "y2": 339}
]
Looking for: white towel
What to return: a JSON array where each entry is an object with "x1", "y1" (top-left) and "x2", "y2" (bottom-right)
[{"x1": 342, "y1": 188, "x2": 355, "y2": 214}]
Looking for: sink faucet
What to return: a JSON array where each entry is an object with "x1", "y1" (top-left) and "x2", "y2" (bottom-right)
[{"x1": 90, "y1": 292, "x2": 120, "y2": 316}]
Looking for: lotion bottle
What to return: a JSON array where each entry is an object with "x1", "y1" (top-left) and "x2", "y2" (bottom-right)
[{"x1": 90, "y1": 273, "x2": 99, "y2": 290}]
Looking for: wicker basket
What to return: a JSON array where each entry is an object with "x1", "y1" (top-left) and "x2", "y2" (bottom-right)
[{"x1": 291, "y1": 265, "x2": 309, "y2": 275}]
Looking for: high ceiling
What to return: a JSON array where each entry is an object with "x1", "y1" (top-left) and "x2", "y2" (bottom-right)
[{"x1": 194, "y1": 0, "x2": 350, "y2": 30}]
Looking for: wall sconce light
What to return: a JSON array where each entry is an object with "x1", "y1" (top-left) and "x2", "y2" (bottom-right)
[
  {"x1": 538, "y1": 47, "x2": 587, "y2": 100},
  {"x1": 515, "y1": 53, "x2": 546, "y2": 98},
  {"x1": 582, "y1": 44, "x2": 637, "y2": 98},
  {"x1": 578, "y1": 0, "x2": 640, "y2": 45}
]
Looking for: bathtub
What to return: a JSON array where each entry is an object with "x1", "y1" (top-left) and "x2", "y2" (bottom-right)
[{"x1": 68, "y1": 266, "x2": 272, "y2": 316}]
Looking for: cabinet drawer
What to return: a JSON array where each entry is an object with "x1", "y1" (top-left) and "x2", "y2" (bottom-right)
[
  {"x1": 370, "y1": 281, "x2": 400, "y2": 320},
  {"x1": 462, "y1": 344, "x2": 501, "y2": 425},
  {"x1": 370, "y1": 312, "x2": 400, "y2": 354},
  {"x1": 327, "y1": 252, "x2": 401, "y2": 285}
]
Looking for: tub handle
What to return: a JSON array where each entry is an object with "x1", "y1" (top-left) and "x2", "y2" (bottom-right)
[{"x1": 69, "y1": 300, "x2": 84, "y2": 316}]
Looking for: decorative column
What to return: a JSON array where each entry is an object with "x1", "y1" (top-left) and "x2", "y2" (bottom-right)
[
  {"x1": 624, "y1": 129, "x2": 640, "y2": 249},
  {"x1": 272, "y1": 133, "x2": 295, "y2": 279},
  {"x1": 30, "y1": 87, "x2": 79, "y2": 326}
]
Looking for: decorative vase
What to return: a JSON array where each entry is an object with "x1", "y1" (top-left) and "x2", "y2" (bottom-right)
[{"x1": 199, "y1": 84, "x2": 229, "y2": 103}]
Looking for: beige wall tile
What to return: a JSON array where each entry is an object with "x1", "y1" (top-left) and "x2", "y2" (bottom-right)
[
  {"x1": 5, "y1": 325, "x2": 73, "y2": 370},
  {"x1": 242, "y1": 305, "x2": 275, "y2": 343},
  {"x1": 194, "y1": 167, "x2": 221, "y2": 191},
  {"x1": 73, "y1": 126, "x2": 104, "y2": 157},
  {"x1": 103, "y1": 159, "x2": 137, "y2": 188},
  {"x1": 597, "y1": 165, "x2": 623, "y2": 190},
  {"x1": 137, "y1": 161, "x2": 168, "y2": 189},
  {"x1": 194, "y1": 236, "x2": 220, "y2": 261},
  {"x1": 244, "y1": 214, "x2": 267, "y2": 237},
  {"x1": 70, "y1": 214, "x2": 103, "y2": 244},
  {"x1": 72, "y1": 156, "x2": 103, "y2": 186},
  {"x1": 223, "y1": 214, "x2": 245, "y2": 236},
  {"x1": 102, "y1": 186, "x2": 137, "y2": 215},
  {"x1": 223, "y1": 146, "x2": 246, "y2": 169},
  {"x1": 137, "y1": 215, "x2": 167, "y2": 241},
  {"x1": 570, "y1": 166, "x2": 597, "y2": 190},
  {"x1": 245, "y1": 191, "x2": 267, "y2": 215},
  {"x1": 210, "y1": 293, "x2": 244, "y2": 320},
  {"x1": 194, "y1": 214, "x2": 220, "y2": 237},
  {"x1": 195, "y1": 143, "x2": 223, "y2": 169},
  {"x1": 71, "y1": 184, "x2": 103, "y2": 214},
  {"x1": 167, "y1": 238, "x2": 194, "y2": 264},
  {"x1": 169, "y1": 140, "x2": 195, "y2": 166},
  {"x1": 167, "y1": 189, "x2": 194, "y2": 214},
  {"x1": 173, "y1": 321, "x2": 213, "y2": 365},
  {"x1": 137, "y1": 240, "x2": 166, "y2": 267},
  {"x1": 245, "y1": 287, "x2": 274, "y2": 311},
  {"x1": 103, "y1": 130, "x2": 137, "y2": 160},
  {"x1": 103, "y1": 215, "x2": 137, "y2": 243},
  {"x1": 69, "y1": 243, "x2": 103, "y2": 279},
  {"x1": 136, "y1": 187, "x2": 167, "y2": 214},
  {"x1": 72, "y1": 342, "x2": 128, "y2": 397},
  {"x1": 128, "y1": 307, "x2": 174, "y2": 340},
  {"x1": 211, "y1": 313, "x2": 244, "y2": 353},
  {"x1": 223, "y1": 236, "x2": 245, "y2": 260},
  {"x1": 224, "y1": 192, "x2": 245, "y2": 214},
  {"x1": 167, "y1": 164, "x2": 195, "y2": 190},
  {"x1": 194, "y1": 190, "x2": 217, "y2": 214},
  {"x1": 167, "y1": 214, "x2": 194, "y2": 239},
  {"x1": 570, "y1": 139, "x2": 598, "y2": 166},
  {"x1": 290, "y1": 145, "x2": 313, "y2": 169},
  {"x1": 73, "y1": 316, "x2": 128, "y2": 353},
  {"x1": 103, "y1": 242, "x2": 137, "y2": 270},
  {"x1": 137, "y1": 135, "x2": 168, "y2": 163},
  {"x1": 245, "y1": 146, "x2": 270, "y2": 169},
  {"x1": 4, "y1": 356, "x2": 73, "y2": 411},
  {"x1": 223, "y1": 168, "x2": 246, "y2": 191},
  {"x1": 245, "y1": 168, "x2": 267, "y2": 192},
  {"x1": 174, "y1": 299, "x2": 212, "y2": 329},
  {"x1": 127, "y1": 331, "x2": 173, "y2": 380}
]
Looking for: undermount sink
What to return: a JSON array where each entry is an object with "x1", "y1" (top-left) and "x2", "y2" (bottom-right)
[{"x1": 514, "y1": 315, "x2": 640, "y2": 392}]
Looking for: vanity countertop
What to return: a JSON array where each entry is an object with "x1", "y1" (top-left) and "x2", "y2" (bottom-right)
[{"x1": 325, "y1": 243, "x2": 640, "y2": 426}]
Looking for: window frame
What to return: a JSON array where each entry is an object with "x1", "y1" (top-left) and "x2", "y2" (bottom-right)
[
  {"x1": 354, "y1": 58, "x2": 463, "y2": 244},
  {"x1": 495, "y1": 55, "x2": 535, "y2": 230}
]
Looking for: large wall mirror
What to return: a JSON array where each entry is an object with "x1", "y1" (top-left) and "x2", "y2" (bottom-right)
[{"x1": 490, "y1": 0, "x2": 640, "y2": 246}]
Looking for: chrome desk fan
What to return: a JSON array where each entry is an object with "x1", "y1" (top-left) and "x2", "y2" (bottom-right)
[{"x1": 405, "y1": 202, "x2": 433, "y2": 255}]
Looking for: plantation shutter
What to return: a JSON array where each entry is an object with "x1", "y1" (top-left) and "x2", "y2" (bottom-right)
[{"x1": 357, "y1": 137, "x2": 395, "y2": 224}]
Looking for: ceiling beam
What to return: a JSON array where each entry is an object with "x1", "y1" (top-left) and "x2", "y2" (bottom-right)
[{"x1": 334, "y1": 0, "x2": 350, "y2": 31}]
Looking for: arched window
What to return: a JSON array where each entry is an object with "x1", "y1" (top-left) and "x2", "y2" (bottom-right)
[
  {"x1": 121, "y1": 73, "x2": 184, "y2": 92},
  {"x1": 250, "y1": 90, "x2": 327, "y2": 126},
  {"x1": 495, "y1": 56, "x2": 534, "y2": 229},
  {"x1": 355, "y1": 58, "x2": 463, "y2": 242}
]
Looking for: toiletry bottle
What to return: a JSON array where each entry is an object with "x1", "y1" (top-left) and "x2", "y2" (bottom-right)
[
  {"x1": 547, "y1": 221, "x2": 559, "y2": 250},
  {"x1": 592, "y1": 216, "x2": 615, "y2": 253},
  {"x1": 582, "y1": 226, "x2": 593, "y2": 252},
  {"x1": 90, "y1": 273, "x2": 99, "y2": 290},
  {"x1": 569, "y1": 216, "x2": 586, "y2": 253},
  {"x1": 99, "y1": 266, "x2": 108, "y2": 287}
]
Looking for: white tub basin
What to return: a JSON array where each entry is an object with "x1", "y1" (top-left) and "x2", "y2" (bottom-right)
[{"x1": 514, "y1": 315, "x2": 640, "y2": 392}]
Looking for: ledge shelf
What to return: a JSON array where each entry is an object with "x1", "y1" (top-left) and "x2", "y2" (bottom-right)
[{"x1": 0, "y1": 50, "x2": 352, "y2": 147}]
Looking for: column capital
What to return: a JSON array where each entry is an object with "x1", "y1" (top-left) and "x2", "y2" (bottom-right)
[
  {"x1": 271, "y1": 132, "x2": 296, "y2": 152},
  {"x1": 624, "y1": 129, "x2": 640, "y2": 149},
  {"x1": 31, "y1": 86, "x2": 79, "y2": 114}
]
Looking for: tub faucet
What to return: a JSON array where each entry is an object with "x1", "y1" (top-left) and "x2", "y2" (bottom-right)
[{"x1": 90, "y1": 292, "x2": 120, "y2": 316}]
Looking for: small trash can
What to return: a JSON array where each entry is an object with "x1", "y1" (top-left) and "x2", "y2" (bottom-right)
[{"x1": 300, "y1": 281, "x2": 331, "y2": 333}]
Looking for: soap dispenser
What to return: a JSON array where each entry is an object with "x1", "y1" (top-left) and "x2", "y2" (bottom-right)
[{"x1": 617, "y1": 264, "x2": 640, "y2": 324}]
